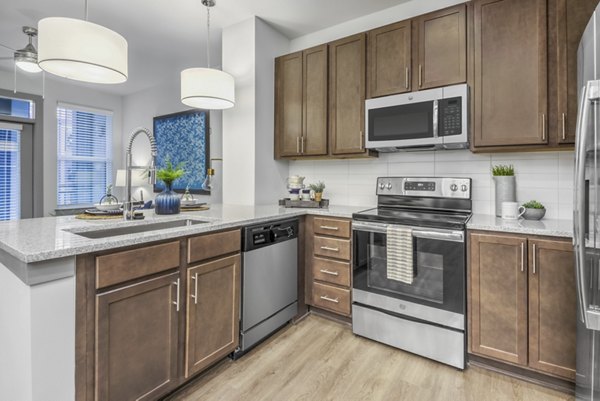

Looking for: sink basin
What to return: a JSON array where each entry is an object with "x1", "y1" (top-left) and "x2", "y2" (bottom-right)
[{"x1": 71, "y1": 219, "x2": 208, "y2": 239}]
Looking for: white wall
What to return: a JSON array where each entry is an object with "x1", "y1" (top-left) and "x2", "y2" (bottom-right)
[
  {"x1": 290, "y1": 150, "x2": 574, "y2": 220},
  {"x1": 289, "y1": 0, "x2": 468, "y2": 52},
  {"x1": 121, "y1": 77, "x2": 223, "y2": 204},
  {"x1": 222, "y1": 17, "x2": 290, "y2": 205},
  {"x1": 0, "y1": 70, "x2": 124, "y2": 216}
]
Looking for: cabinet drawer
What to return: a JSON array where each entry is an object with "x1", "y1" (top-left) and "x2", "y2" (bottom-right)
[
  {"x1": 312, "y1": 282, "x2": 351, "y2": 316},
  {"x1": 312, "y1": 257, "x2": 351, "y2": 287},
  {"x1": 314, "y1": 236, "x2": 351, "y2": 260},
  {"x1": 96, "y1": 241, "x2": 180, "y2": 289},
  {"x1": 313, "y1": 217, "x2": 351, "y2": 238},
  {"x1": 188, "y1": 229, "x2": 241, "y2": 264}
]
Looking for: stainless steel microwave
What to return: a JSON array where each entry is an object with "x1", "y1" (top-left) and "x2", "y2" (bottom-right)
[{"x1": 365, "y1": 84, "x2": 469, "y2": 151}]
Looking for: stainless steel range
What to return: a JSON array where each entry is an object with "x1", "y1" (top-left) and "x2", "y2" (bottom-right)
[{"x1": 352, "y1": 177, "x2": 472, "y2": 369}]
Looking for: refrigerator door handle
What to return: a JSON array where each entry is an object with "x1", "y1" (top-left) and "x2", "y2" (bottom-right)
[{"x1": 574, "y1": 81, "x2": 594, "y2": 324}]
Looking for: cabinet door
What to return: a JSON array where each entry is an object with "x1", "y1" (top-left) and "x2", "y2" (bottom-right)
[
  {"x1": 95, "y1": 272, "x2": 180, "y2": 401},
  {"x1": 415, "y1": 4, "x2": 466, "y2": 90},
  {"x1": 368, "y1": 20, "x2": 412, "y2": 98},
  {"x1": 329, "y1": 33, "x2": 367, "y2": 155},
  {"x1": 556, "y1": 0, "x2": 598, "y2": 144},
  {"x1": 469, "y1": 233, "x2": 528, "y2": 366},
  {"x1": 303, "y1": 44, "x2": 328, "y2": 156},
  {"x1": 473, "y1": 0, "x2": 548, "y2": 147},
  {"x1": 185, "y1": 254, "x2": 241, "y2": 378},
  {"x1": 528, "y1": 239, "x2": 576, "y2": 380},
  {"x1": 275, "y1": 52, "x2": 303, "y2": 157}
]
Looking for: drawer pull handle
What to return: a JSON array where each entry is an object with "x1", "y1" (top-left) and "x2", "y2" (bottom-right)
[
  {"x1": 320, "y1": 295, "x2": 339, "y2": 304},
  {"x1": 320, "y1": 269, "x2": 339, "y2": 276},
  {"x1": 320, "y1": 225, "x2": 339, "y2": 231},
  {"x1": 173, "y1": 278, "x2": 180, "y2": 312},
  {"x1": 320, "y1": 246, "x2": 339, "y2": 252}
]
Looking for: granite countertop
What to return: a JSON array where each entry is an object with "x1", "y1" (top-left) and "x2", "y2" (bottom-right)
[
  {"x1": 467, "y1": 213, "x2": 573, "y2": 238},
  {"x1": 0, "y1": 204, "x2": 366, "y2": 264}
]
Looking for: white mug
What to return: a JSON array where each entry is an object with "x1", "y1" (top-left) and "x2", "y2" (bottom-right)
[{"x1": 501, "y1": 202, "x2": 525, "y2": 220}]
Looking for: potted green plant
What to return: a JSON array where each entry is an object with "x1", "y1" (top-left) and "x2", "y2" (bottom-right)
[
  {"x1": 155, "y1": 160, "x2": 185, "y2": 215},
  {"x1": 492, "y1": 164, "x2": 516, "y2": 217},
  {"x1": 521, "y1": 200, "x2": 546, "y2": 220},
  {"x1": 309, "y1": 181, "x2": 326, "y2": 202}
]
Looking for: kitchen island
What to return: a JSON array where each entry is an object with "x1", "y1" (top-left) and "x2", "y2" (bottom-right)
[{"x1": 0, "y1": 204, "x2": 363, "y2": 401}]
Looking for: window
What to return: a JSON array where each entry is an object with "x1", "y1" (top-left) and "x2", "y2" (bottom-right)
[
  {"x1": 57, "y1": 104, "x2": 113, "y2": 207},
  {"x1": 0, "y1": 124, "x2": 21, "y2": 220},
  {"x1": 0, "y1": 96, "x2": 35, "y2": 119}
]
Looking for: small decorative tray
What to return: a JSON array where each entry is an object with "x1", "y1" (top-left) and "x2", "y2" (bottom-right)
[
  {"x1": 279, "y1": 199, "x2": 329, "y2": 209},
  {"x1": 84, "y1": 208, "x2": 123, "y2": 216}
]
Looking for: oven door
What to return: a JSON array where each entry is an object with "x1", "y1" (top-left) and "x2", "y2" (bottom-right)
[
  {"x1": 365, "y1": 89, "x2": 442, "y2": 149},
  {"x1": 352, "y1": 220, "x2": 465, "y2": 329}
]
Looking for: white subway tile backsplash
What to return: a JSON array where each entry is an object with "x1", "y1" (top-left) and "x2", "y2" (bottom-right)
[{"x1": 288, "y1": 149, "x2": 574, "y2": 219}]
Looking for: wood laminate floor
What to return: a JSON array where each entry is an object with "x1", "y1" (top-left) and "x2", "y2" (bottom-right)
[{"x1": 166, "y1": 315, "x2": 574, "y2": 401}]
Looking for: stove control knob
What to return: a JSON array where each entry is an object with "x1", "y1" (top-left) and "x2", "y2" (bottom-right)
[
  {"x1": 450, "y1": 184, "x2": 458, "y2": 192},
  {"x1": 379, "y1": 182, "x2": 385, "y2": 190},
  {"x1": 461, "y1": 184, "x2": 468, "y2": 192},
  {"x1": 386, "y1": 182, "x2": 392, "y2": 190}
]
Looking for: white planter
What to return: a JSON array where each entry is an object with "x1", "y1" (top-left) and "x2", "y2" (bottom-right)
[{"x1": 493, "y1": 176, "x2": 516, "y2": 217}]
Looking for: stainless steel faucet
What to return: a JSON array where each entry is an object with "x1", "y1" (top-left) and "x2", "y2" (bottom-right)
[{"x1": 124, "y1": 127, "x2": 157, "y2": 220}]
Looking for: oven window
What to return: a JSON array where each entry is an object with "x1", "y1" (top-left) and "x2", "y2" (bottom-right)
[
  {"x1": 353, "y1": 229, "x2": 465, "y2": 314},
  {"x1": 368, "y1": 101, "x2": 434, "y2": 141}
]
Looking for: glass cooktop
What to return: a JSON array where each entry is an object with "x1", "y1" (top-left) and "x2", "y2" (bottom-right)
[{"x1": 353, "y1": 207, "x2": 472, "y2": 230}]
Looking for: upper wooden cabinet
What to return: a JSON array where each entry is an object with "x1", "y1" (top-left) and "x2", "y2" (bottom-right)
[
  {"x1": 368, "y1": 20, "x2": 412, "y2": 98},
  {"x1": 329, "y1": 33, "x2": 367, "y2": 155},
  {"x1": 472, "y1": 0, "x2": 548, "y2": 148},
  {"x1": 415, "y1": 4, "x2": 467, "y2": 90},
  {"x1": 469, "y1": 232, "x2": 576, "y2": 381},
  {"x1": 366, "y1": 4, "x2": 466, "y2": 98},
  {"x1": 275, "y1": 46, "x2": 328, "y2": 158},
  {"x1": 275, "y1": 51, "x2": 303, "y2": 157},
  {"x1": 554, "y1": 0, "x2": 598, "y2": 144}
]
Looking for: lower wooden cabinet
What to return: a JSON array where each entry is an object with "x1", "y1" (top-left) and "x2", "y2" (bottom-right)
[
  {"x1": 186, "y1": 254, "x2": 241, "y2": 378},
  {"x1": 469, "y1": 232, "x2": 576, "y2": 381},
  {"x1": 95, "y1": 272, "x2": 180, "y2": 401}
]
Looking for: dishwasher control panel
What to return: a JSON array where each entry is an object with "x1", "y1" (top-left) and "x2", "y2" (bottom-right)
[{"x1": 243, "y1": 218, "x2": 299, "y2": 251}]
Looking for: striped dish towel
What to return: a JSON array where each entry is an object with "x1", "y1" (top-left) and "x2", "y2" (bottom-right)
[{"x1": 386, "y1": 225, "x2": 414, "y2": 284}]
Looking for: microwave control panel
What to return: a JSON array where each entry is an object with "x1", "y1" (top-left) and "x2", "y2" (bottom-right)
[{"x1": 438, "y1": 97, "x2": 462, "y2": 137}]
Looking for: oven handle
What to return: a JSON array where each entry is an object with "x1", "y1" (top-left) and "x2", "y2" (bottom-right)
[{"x1": 352, "y1": 221, "x2": 464, "y2": 242}]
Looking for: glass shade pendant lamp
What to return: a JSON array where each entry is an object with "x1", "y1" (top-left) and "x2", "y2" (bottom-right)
[
  {"x1": 181, "y1": 0, "x2": 235, "y2": 109},
  {"x1": 37, "y1": 0, "x2": 128, "y2": 84}
]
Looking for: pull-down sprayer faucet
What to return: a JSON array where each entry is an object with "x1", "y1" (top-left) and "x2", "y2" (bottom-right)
[{"x1": 124, "y1": 127, "x2": 157, "y2": 220}]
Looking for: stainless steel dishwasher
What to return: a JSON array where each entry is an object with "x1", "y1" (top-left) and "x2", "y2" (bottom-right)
[{"x1": 234, "y1": 218, "x2": 298, "y2": 358}]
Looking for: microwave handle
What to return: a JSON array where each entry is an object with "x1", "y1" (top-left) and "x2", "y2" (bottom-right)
[{"x1": 433, "y1": 100, "x2": 439, "y2": 138}]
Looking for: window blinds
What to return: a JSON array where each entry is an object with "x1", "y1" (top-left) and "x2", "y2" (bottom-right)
[
  {"x1": 57, "y1": 104, "x2": 113, "y2": 207},
  {"x1": 0, "y1": 128, "x2": 20, "y2": 220}
]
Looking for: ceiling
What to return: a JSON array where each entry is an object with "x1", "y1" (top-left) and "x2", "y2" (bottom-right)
[{"x1": 0, "y1": 0, "x2": 408, "y2": 96}]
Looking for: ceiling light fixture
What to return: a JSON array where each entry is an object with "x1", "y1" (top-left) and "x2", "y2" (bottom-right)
[
  {"x1": 14, "y1": 27, "x2": 42, "y2": 74},
  {"x1": 37, "y1": 0, "x2": 128, "y2": 84},
  {"x1": 181, "y1": 0, "x2": 235, "y2": 110}
]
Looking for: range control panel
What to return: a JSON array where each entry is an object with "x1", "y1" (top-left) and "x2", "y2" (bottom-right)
[{"x1": 376, "y1": 177, "x2": 471, "y2": 199}]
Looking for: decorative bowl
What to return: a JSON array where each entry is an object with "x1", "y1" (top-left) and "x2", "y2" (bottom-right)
[
  {"x1": 522, "y1": 208, "x2": 546, "y2": 220},
  {"x1": 95, "y1": 203, "x2": 122, "y2": 211}
]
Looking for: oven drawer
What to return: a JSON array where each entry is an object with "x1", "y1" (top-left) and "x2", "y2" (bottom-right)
[
  {"x1": 312, "y1": 282, "x2": 351, "y2": 316},
  {"x1": 314, "y1": 236, "x2": 351, "y2": 260},
  {"x1": 312, "y1": 257, "x2": 351, "y2": 287},
  {"x1": 313, "y1": 218, "x2": 351, "y2": 239}
]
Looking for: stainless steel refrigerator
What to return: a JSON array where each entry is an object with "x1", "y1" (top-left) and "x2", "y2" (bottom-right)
[{"x1": 576, "y1": 5, "x2": 600, "y2": 400}]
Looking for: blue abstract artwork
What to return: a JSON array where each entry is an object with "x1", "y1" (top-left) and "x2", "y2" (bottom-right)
[{"x1": 153, "y1": 110, "x2": 209, "y2": 194}]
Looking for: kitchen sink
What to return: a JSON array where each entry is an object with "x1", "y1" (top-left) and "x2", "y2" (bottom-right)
[{"x1": 71, "y1": 219, "x2": 209, "y2": 239}]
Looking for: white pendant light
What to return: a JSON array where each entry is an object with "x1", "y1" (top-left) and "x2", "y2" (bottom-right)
[
  {"x1": 38, "y1": 1, "x2": 128, "y2": 84},
  {"x1": 181, "y1": 0, "x2": 235, "y2": 110}
]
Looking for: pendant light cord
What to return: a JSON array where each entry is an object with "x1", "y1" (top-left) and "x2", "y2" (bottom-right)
[
  {"x1": 84, "y1": 0, "x2": 89, "y2": 21},
  {"x1": 206, "y1": 6, "x2": 211, "y2": 68}
]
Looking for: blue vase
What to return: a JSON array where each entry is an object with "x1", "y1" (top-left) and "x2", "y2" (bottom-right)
[{"x1": 155, "y1": 183, "x2": 181, "y2": 215}]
